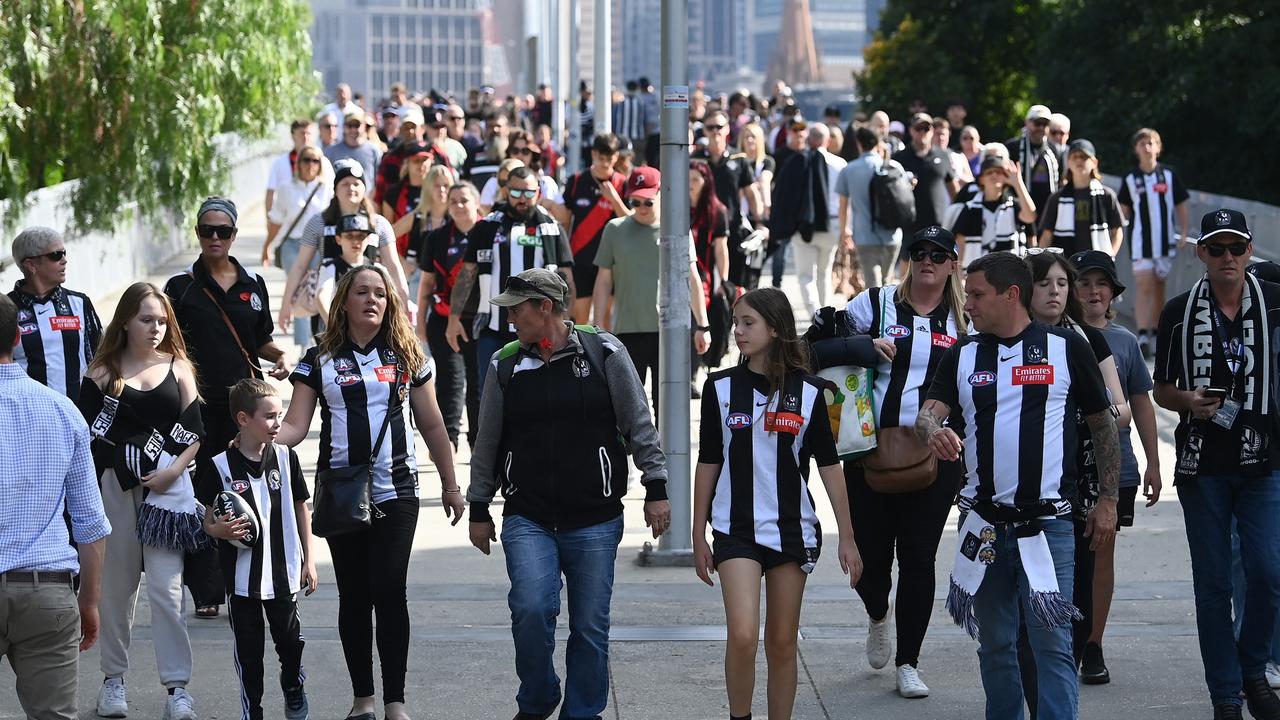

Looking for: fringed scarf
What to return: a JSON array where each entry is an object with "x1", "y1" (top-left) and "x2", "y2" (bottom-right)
[
  {"x1": 962, "y1": 193, "x2": 1023, "y2": 259},
  {"x1": 1052, "y1": 180, "x2": 1112, "y2": 252},
  {"x1": 79, "y1": 378, "x2": 210, "y2": 552},
  {"x1": 1020, "y1": 132, "x2": 1059, "y2": 193},
  {"x1": 1175, "y1": 273, "x2": 1272, "y2": 482},
  {"x1": 947, "y1": 500, "x2": 1082, "y2": 640}
]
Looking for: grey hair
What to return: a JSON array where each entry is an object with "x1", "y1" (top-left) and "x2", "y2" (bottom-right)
[
  {"x1": 808, "y1": 122, "x2": 831, "y2": 143},
  {"x1": 11, "y1": 226, "x2": 63, "y2": 275}
]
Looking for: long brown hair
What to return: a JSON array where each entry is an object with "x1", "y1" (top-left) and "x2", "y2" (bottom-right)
[
  {"x1": 88, "y1": 282, "x2": 198, "y2": 397},
  {"x1": 735, "y1": 287, "x2": 809, "y2": 404},
  {"x1": 316, "y1": 265, "x2": 427, "y2": 378},
  {"x1": 1026, "y1": 252, "x2": 1085, "y2": 325}
]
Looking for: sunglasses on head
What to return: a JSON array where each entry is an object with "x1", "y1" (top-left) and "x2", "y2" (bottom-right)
[
  {"x1": 505, "y1": 275, "x2": 560, "y2": 304},
  {"x1": 910, "y1": 248, "x2": 953, "y2": 264},
  {"x1": 1205, "y1": 241, "x2": 1250, "y2": 257},
  {"x1": 1023, "y1": 246, "x2": 1063, "y2": 256},
  {"x1": 628, "y1": 198, "x2": 656, "y2": 208},
  {"x1": 508, "y1": 188, "x2": 538, "y2": 200},
  {"x1": 27, "y1": 249, "x2": 67, "y2": 262},
  {"x1": 196, "y1": 224, "x2": 236, "y2": 240}
]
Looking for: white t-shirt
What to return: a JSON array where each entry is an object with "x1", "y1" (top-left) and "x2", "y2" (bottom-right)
[{"x1": 267, "y1": 178, "x2": 333, "y2": 239}]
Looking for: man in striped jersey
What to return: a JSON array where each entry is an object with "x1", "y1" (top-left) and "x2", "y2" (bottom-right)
[
  {"x1": 1118, "y1": 127, "x2": 1191, "y2": 359},
  {"x1": 7, "y1": 226, "x2": 102, "y2": 403},
  {"x1": 917, "y1": 251, "x2": 1119, "y2": 720}
]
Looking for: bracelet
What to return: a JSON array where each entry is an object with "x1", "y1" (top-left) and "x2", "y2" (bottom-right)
[{"x1": 442, "y1": 487, "x2": 462, "y2": 495}]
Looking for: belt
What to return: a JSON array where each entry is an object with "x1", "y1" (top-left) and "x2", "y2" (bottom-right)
[{"x1": 1, "y1": 570, "x2": 75, "y2": 584}]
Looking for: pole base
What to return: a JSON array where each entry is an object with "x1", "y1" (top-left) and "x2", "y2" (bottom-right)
[{"x1": 636, "y1": 542, "x2": 695, "y2": 567}]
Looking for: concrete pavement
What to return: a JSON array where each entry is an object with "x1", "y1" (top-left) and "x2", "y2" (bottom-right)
[{"x1": 0, "y1": 207, "x2": 1211, "y2": 720}]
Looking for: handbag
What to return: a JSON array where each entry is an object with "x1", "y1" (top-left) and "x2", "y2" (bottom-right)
[
  {"x1": 311, "y1": 373, "x2": 398, "y2": 537},
  {"x1": 862, "y1": 425, "x2": 937, "y2": 494}
]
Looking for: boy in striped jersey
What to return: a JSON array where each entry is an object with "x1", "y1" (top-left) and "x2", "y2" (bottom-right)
[{"x1": 199, "y1": 379, "x2": 316, "y2": 720}]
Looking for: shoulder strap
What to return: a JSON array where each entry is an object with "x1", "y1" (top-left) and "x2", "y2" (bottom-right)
[
  {"x1": 573, "y1": 324, "x2": 609, "y2": 382},
  {"x1": 495, "y1": 340, "x2": 523, "y2": 390},
  {"x1": 281, "y1": 182, "x2": 322, "y2": 241},
  {"x1": 186, "y1": 271, "x2": 263, "y2": 380}
]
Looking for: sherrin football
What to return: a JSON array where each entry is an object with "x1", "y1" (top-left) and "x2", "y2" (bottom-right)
[{"x1": 213, "y1": 491, "x2": 261, "y2": 550}]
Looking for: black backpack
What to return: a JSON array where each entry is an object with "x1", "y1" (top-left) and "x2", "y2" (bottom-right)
[{"x1": 869, "y1": 159, "x2": 917, "y2": 231}]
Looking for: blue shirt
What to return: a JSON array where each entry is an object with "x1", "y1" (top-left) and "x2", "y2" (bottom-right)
[
  {"x1": 0, "y1": 363, "x2": 110, "y2": 573},
  {"x1": 834, "y1": 151, "x2": 902, "y2": 247}
]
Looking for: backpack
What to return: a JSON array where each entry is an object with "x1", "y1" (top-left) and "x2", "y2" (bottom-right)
[{"x1": 869, "y1": 159, "x2": 917, "y2": 231}]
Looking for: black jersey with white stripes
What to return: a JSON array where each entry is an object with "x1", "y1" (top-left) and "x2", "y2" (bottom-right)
[
  {"x1": 464, "y1": 205, "x2": 573, "y2": 335},
  {"x1": 289, "y1": 336, "x2": 433, "y2": 503},
  {"x1": 926, "y1": 321, "x2": 1109, "y2": 511},
  {"x1": 9, "y1": 282, "x2": 102, "y2": 403}
]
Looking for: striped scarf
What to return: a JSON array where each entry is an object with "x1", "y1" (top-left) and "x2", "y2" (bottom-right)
[
  {"x1": 962, "y1": 193, "x2": 1024, "y2": 259},
  {"x1": 1052, "y1": 180, "x2": 1111, "y2": 252},
  {"x1": 1019, "y1": 132, "x2": 1059, "y2": 191}
]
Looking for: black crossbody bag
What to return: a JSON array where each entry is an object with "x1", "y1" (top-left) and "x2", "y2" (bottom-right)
[{"x1": 311, "y1": 374, "x2": 398, "y2": 537}]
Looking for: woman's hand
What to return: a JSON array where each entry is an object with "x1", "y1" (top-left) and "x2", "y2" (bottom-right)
[
  {"x1": 1143, "y1": 464, "x2": 1163, "y2": 507},
  {"x1": 693, "y1": 534, "x2": 716, "y2": 587},
  {"x1": 140, "y1": 465, "x2": 182, "y2": 493},
  {"x1": 301, "y1": 560, "x2": 318, "y2": 596},
  {"x1": 268, "y1": 355, "x2": 290, "y2": 380},
  {"x1": 278, "y1": 303, "x2": 293, "y2": 333},
  {"x1": 441, "y1": 488, "x2": 465, "y2": 526},
  {"x1": 838, "y1": 535, "x2": 863, "y2": 588},
  {"x1": 872, "y1": 338, "x2": 896, "y2": 363}
]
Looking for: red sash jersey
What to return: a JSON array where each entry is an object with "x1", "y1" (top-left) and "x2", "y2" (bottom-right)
[
  {"x1": 384, "y1": 180, "x2": 421, "y2": 258},
  {"x1": 564, "y1": 170, "x2": 625, "y2": 299}
]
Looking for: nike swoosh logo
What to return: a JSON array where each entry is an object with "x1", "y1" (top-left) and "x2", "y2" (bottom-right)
[{"x1": 1000, "y1": 354, "x2": 1017, "y2": 362}]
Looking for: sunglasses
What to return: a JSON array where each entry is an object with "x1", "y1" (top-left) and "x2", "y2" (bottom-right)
[
  {"x1": 912, "y1": 124, "x2": 932, "y2": 132},
  {"x1": 910, "y1": 248, "x2": 953, "y2": 264},
  {"x1": 703, "y1": 124, "x2": 725, "y2": 131},
  {"x1": 508, "y1": 188, "x2": 538, "y2": 199},
  {"x1": 27, "y1": 249, "x2": 67, "y2": 262},
  {"x1": 1022, "y1": 246, "x2": 1063, "y2": 256},
  {"x1": 510, "y1": 147, "x2": 532, "y2": 156},
  {"x1": 196, "y1": 224, "x2": 236, "y2": 240},
  {"x1": 628, "y1": 198, "x2": 656, "y2": 208},
  {"x1": 1049, "y1": 129, "x2": 1067, "y2": 137},
  {"x1": 1031, "y1": 119, "x2": 1050, "y2": 127},
  {"x1": 506, "y1": 275, "x2": 560, "y2": 304},
  {"x1": 345, "y1": 121, "x2": 363, "y2": 129},
  {"x1": 1205, "y1": 241, "x2": 1250, "y2": 257},
  {"x1": 321, "y1": 124, "x2": 337, "y2": 129},
  {"x1": 300, "y1": 157, "x2": 322, "y2": 165}
]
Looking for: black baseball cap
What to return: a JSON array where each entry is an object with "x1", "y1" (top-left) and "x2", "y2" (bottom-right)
[
  {"x1": 910, "y1": 225, "x2": 958, "y2": 256},
  {"x1": 1070, "y1": 250, "x2": 1126, "y2": 297},
  {"x1": 1199, "y1": 208, "x2": 1251, "y2": 244},
  {"x1": 1067, "y1": 139, "x2": 1096, "y2": 159},
  {"x1": 1247, "y1": 260, "x2": 1280, "y2": 284},
  {"x1": 338, "y1": 214, "x2": 371, "y2": 234}
]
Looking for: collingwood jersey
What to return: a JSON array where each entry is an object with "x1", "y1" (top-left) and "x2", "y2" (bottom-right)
[
  {"x1": 1118, "y1": 164, "x2": 1189, "y2": 260},
  {"x1": 9, "y1": 282, "x2": 102, "y2": 402},
  {"x1": 464, "y1": 206, "x2": 572, "y2": 334},
  {"x1": 198, "y1": 445, "x2": 308, "y2": 599},
  {"x1": 847, "y1": 285, "x2": 965, "y2": 429},
  {"x1": 697, "y1": 366, "x2": 839, "y2": 568},
  {"x1": 926, "y1": 321, "x2": 1110, "y2": 511},
  {"x1": 289, "y1": 338, "x2": 434, "y2": 503}
]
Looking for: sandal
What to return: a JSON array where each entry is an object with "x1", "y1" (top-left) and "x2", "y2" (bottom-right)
[{"x1": 195, "y1": 604, "x2": 220, "y2": 619}]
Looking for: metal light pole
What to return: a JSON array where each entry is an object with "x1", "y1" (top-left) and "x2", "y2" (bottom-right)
[
  {"x1": 640, "y1": 0, "x2": 692, "y2": 566},
  {"x1": 593, "y1": 0, "x2": 611, "y2": 135},
  {"x1": 566, "y1": 0, "x2": 581, "y2": 174}
]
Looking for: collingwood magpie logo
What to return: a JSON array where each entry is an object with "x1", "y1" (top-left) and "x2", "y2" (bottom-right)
[
  {"x1": 268, "y1": 469, "x2": 282, "y2": 491},
  {"x1": 1026, "y1": 344, "x2": 1045, "y2": 364},
  {"x1": 1216, "y1": 210, "x2": 1232, "y2": 226},
  {"x1": 572, "y1": 356, "x2": 590, "y2": 378}
]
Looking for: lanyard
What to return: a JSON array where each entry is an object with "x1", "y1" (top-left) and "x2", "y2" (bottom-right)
[{"x1": 1208, "y1": 293, "x2": 1247, "y2": 393}]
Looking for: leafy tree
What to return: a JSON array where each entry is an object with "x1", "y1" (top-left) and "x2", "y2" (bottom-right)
[{"x1": 0, "y1": 0, "x2": 317, "y2": 230}]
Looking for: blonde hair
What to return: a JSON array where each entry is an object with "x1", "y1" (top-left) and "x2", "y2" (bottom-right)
[
  {"x1": 737, "y1": 123, "x2": 767, "y2": 164},
  {"x1": 895, "y1": 262, "x2": 967, "y2": 332},
  {"x1": 89, "y1": 282, "x2": 200, "y2": 399},
  {"x1": 316, "y1": 265, "x2": 427, "y2": 378},
  {"x1": 417, "y1": 164, "x2": 459, "y2": 221},
  {"x1": 292, "y1": 146, "x2": 324, "y2": 181}
]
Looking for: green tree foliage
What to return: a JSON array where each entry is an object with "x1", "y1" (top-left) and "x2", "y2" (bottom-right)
[
  {"x1": 857, "y1": 0, "x2": 1045, "y2": 141},
  {"x1": 0, "y1": 1, "x2": 317, "y2": 230}
]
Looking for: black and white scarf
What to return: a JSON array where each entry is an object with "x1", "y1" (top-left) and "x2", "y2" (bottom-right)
[
  {"x1": 962, "y1": 193, "x2": 1023, "y2": 258},
  {"x1": 1052, "y1": 180, "x2": 1111, "y2": 252},
  {"x1": 1019, "y1": 132, "x2": 1059, "y2": 191},
  {"x1": 1176, "y1": 273, "x2": 1272, "y2": 481},
  {"x1": 79, "y1": 378, "x2": 210, "y2": 552}
]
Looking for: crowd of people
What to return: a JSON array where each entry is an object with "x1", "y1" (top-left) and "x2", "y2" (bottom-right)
[{"x1": 0, "y1": 73, "x2": 1277, "y2": 720}]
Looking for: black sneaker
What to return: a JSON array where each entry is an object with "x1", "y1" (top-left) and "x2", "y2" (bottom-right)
[
  {"x1": 1213, "y1": 702, "x2": 1244, "y2": 720},
  {"x1": 1080, "y1": 641, "x2": 1110, "y2": 685},
  {"x1": 1245, "y1": 673, "x2": 1280, "y2": 720},
  {"x1": 283, "y1": 685, "x2": 308, "y2": 720}
]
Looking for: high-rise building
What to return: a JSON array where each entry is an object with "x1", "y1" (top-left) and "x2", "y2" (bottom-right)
[{"x1": 748, "y1": 0, "x2": 865, "y2": 87}]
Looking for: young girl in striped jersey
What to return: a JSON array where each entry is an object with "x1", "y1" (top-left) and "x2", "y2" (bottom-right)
[{"x1": 693, "y1": 287, "x2": 862, "y2": 720}]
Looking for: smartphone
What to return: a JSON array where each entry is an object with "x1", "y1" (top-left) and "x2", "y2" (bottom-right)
[{"x1": 1203, "y1": 387, "x2": 1228, "y2": 399}]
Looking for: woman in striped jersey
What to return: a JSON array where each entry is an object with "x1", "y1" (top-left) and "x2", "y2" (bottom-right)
[
  {"x1": 693, "y1": 287, "x2": 861, "y2": 720},
  {"x1": 808, "y1": 225, "x2": 969, "y2": 699}
]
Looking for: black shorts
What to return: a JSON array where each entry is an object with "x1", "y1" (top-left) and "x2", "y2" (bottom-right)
[
  {"x1": 1117, "y1": 485, "x2": 1138, "y2": 528},
  {"x1": 571, "y1": 262, "x2": 598, "y2": 299},
  {"x1": 711, "y1": 531, "x2": 798, "y2": 573}
]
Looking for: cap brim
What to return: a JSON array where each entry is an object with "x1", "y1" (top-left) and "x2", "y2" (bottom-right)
[
  {"x1": 909, "y1": 237, "x2": 958, "y2": 255},
  {"x1": 488, "y1": 290, "x2": 537, "y2": 307},
  {"x1": 629, "y1": 188, "x2": 659, "y2": 199},
  {"x1": 1075, "y1": 264, "x2": 1126, "y2": 296},
  {"x1": 1199, "y1": 229, "x2": 1251, "y2": 243}
]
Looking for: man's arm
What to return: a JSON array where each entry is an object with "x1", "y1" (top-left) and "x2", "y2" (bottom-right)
[
  {"x1": 1084, "y1": 409, "x2": 1120, "y2": 550},
  {"x1": 450, "y1": 262, "x2": 479, "y2": 318},
  {"x1": 592, "y1": 267, "x2": 614, "y2": 331}
]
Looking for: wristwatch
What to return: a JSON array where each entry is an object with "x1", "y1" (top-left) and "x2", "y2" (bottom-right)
[{"x1": 695, "y1": 325, "x2": 710, "y2": 331}]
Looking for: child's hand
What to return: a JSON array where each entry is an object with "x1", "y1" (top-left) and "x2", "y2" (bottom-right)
[
  {"x1": 301, "y1": 561, "x2": 318, "y2": 596},
  {"x1": 207, "y1": 511, "x2": 251, "y2": 542}
]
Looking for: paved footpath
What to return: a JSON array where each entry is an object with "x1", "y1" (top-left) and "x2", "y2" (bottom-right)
[{"x1": 1, "y1": 207, "x2": 1209, "y2": 719}]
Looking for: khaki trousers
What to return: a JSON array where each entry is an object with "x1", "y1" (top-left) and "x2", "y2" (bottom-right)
[{"x1": 0, "y1": 576, "x2": 80, "y2": 719}]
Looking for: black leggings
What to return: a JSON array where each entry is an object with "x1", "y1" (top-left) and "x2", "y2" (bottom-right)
[
  {"x1": 616, "y1": 332, "x2": 659, "y2": 411},
  {"x1": 845, "y1": 458, "x2": 962, "y2": 667},
  {"x1": 326, "y1": 497, "x2": 419, "y2": 703},
  {"x1": 426, "y1": 311, "x2": 480, "y2": 448}
]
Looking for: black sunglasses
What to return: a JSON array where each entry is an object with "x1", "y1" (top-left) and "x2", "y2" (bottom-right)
[
  {"x1": 299, "y1": 157, "x2": 322, "y2": 165},
  {"x1": 1205, "y1": 241, "x2": 1249, "y2": 257},
  {"x1": 910, "y1": 248, "x2": 953, "y2": 264},
  {"x1": 28, "y1": 249, "x2": 67, "y2": 262},
  {"x1": 345, "y1": 121, "x2": 363, "y2": 129},
  {"x1": 506, "y1": 275, "x2": 560, "y2": 304},
  {"x1": 628, "y1": 198, "x2": 656, "y2": 208},
  {"x1": 196, "y1": 224, "x2": 236, "y2": 240},
  {"x1": 703, "y1": 124, "x2": 725, "y2": 131},
  {"x1": 510, "y1": 147, "x2": 532, "y2": 156},
  {"x1": 1031, "y1": 118, "x2": 1050, "y2": 127}
]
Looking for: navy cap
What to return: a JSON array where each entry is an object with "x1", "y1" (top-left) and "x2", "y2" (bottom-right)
[
  {"x1": 1067, "y1": 139, "x2": 1096, "y2": 159},
  {"x1": 910, "y1": 225, "x2": 958, "y2": 256},
  {"x1": 1070, "y1": 250, "x2": 1126, "y2": 297},
  {"x1": 1199, "y1": 208, "x2": 1251, "y2": 244}
]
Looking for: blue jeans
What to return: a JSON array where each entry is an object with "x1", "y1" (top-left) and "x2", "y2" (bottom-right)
[
  {"x1": 474, "y1": 328, "x2": 510, "y2": 391},
  {"x1": 1231, "y1": 520, "x2": 1280, "y2": 663},
  {"x1": 972, "y1": 518, "x2": 1077, "y2": 720},
  {"x1": 278, "y1": 236, "x2": 316, "y2": 347},
  {"x1": 501, "y1": 514, "x2": 623, "y2": 720},
  {"x1": 1181, "y1": 472, "x2": 1280, "y2": 705}
]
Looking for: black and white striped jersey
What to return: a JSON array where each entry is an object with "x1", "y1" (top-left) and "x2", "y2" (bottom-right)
[
  {"x1": 8, "y1": 283, "x2": 102, "y2": 403},
  {"x1": 464, "y1": 206, "x2": 573, "y2": 335},
  {"x1": 698, "y1": 366, "x2": 839, "y2": 565},
  {"x1": 1117, "y1": 164, "x2": 1190, "y2": 260},
  {"x1": 289, "y1": 338, "x2": 433, "y2": 503},
  {"x1": 846, "y1": 285, "x2": 966, "y2": 429},
  {"x1": 926, "y1": 321, "x2": 1110, "y2": 511},
  {"x1": 197, "y1": 444, "x2": 309, "y2": 599}
]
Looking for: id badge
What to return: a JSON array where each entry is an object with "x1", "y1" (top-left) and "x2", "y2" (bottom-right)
[{"x1": 1212, "y1": 398, "x2": 1242, "y2": 429}]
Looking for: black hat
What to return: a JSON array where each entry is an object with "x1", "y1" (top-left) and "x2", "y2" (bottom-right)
[
  {"x1": 338, "y1": 214, "x2": 371, "y2": 234},
  {"x1": 1247, "y1": 260, "x2": 1280, "y2": 284},
  {"x1": 1199, "y1": 208, "x2": 1251, "y2": 244},
  {"x1": 333, "y1": 159, "x2": 365, "y2": 189},
  {"x1": 1067, "y1": 139, "x2": 1096, "y2": 159},
  {"x1": 979, "y1": 155, "x2": 1006, "y2": 175},
  {"x1": 1070, "y1": 250, "x2": 1126, "y2": 297},
  {"x1": 910, "y1": 225, "x2": 958, "y2": 256}
]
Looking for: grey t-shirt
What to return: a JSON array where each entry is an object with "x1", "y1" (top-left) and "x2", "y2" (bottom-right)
[
  {"x1": 323, "y1": 141, "x2": 383, "y2": 188},
  {"x1": 1098, "y1": 321, "x2": 1153, "y2": 487}
]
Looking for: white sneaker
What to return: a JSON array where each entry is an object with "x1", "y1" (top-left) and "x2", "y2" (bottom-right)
[
  {"x1": 163, "y1": 688, "x2": 196, "y2": 720},
  {"x1": 96, "y1": 677, "x2": 127, "y2": 717},
  {"x1": 866, "y1": 611, "x2": 893, "y2": 670},
  {"x1": 1267, "y1": 661, "x2": 1280, "y2": 689},
  {"x1": 896, "y1": 664, "x2": 930, "y2": 698}
]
